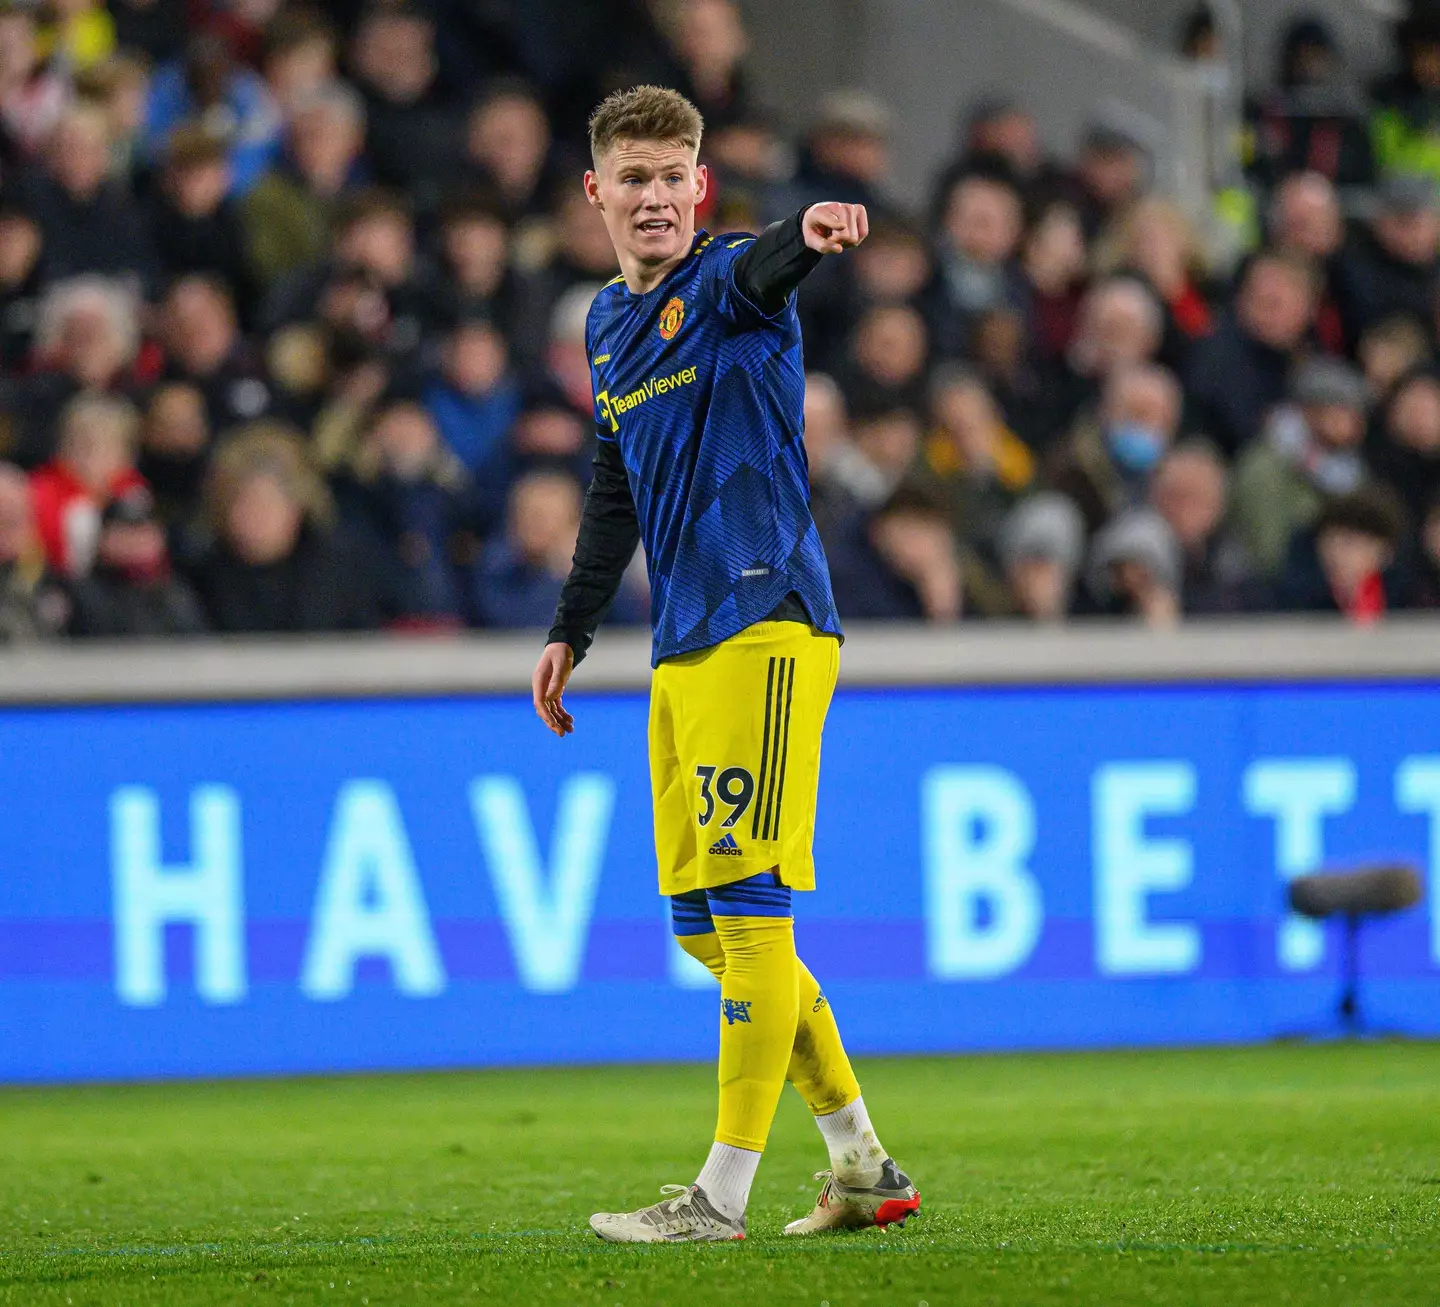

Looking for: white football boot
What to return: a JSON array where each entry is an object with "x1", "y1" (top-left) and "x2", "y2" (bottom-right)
[
  {"x1": 782, "y1": 1158, "x2": 920, "y2": 1235},
  {"x1": 589, "y1": 1183, "x2": 746, "y2": 1243}
]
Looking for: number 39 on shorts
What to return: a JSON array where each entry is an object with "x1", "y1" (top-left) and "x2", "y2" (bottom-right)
[{"x1": 694, "y1": 765, "x2": 756, "y2": 828}]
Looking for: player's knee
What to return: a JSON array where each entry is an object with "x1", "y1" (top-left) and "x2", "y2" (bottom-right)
[{"x1": 675, "y1": 929, "x2": 727, "y2": 980}]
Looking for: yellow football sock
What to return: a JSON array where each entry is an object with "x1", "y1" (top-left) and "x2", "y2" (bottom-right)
[
  {"x1": 789, "y1": 958, "x2": 862, "y2": 1116},
  {"x1": 676, "y1": 929, "x2": 727, "y2": 981},
  {"x1": 675, "y1": 932, "x2": 863, "y2": 1120},
  {"x1": 710, "y1": 915, "x2": 799, "y2": 1152}
]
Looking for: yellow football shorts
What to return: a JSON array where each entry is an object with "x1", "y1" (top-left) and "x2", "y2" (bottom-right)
[{"x1": 648, "y1": 620, "x2": 840, "y2": 896}]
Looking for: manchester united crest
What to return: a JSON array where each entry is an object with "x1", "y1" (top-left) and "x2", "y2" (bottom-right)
[{"x1": 658, "y1": 297, "x2": 685, "y2": 341}]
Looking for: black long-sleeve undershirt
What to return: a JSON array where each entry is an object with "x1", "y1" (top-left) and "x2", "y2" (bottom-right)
[
  {"x1": 546, "y1": 208, "x2": 822, "y2": 662},
  {"x1": 731, "y1": 207, "x2": 824, "y2": 316},
  {"x1": 547, "y1": 435, "x2": 640, "y2": 663}
]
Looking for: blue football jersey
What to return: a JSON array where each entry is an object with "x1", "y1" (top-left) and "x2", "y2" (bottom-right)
[{"x1": 587, "y1": 229, "x2": 842, "y2": 665}]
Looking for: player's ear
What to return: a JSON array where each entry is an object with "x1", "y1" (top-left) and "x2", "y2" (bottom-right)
[
  {"x1": 693, "y1": 162, "x2": 708, "y2": 206},
  {"x1": 584, "y1": 169, "x2": 603, "y2": 209}
]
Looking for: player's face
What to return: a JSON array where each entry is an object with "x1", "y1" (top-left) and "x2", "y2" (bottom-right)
[{"x1": 586, "y1": 139, "x2": 707, "y2": 271}]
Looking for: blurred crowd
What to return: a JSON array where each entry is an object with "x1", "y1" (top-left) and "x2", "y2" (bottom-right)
[{"x1": 3, "y1": 0, "x2": 1440, "y2": 639}]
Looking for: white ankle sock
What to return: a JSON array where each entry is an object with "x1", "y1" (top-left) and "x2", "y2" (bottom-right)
[
  {"x1": 814, "y1": 1095, "x2": 887, "y2": 1186},
  {"x1": 694, "y1": 1141, "x2": 761, "y2": 1220}
]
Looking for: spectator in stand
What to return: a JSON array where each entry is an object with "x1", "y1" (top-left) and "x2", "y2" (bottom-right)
[
  {"x1": 510, "y1": 400, "x2": 590, "y2": 487},
  {"x1": 1150, "y1": 439, "x2": 1256, "y2": 614},
  {"x1": 149, "y1": 125, "x2": 254, "y2": 316},
  {"x1": 0, "y1": 3, "x2": 67, "y2": 159},
  {"x1": 433, "y1": 188, "x2": 536, "y2": 357},
  {"x1": 1407, "y1": 493, "x2": 1440, "y2": 607},
  {"x1": 542, "y1": 282, "x2": 602, "y2": 418},
  {"x1": 1183, "y1": 250, "x2": 1316, "y2": 458},
  {"x1": 29, "y1": 391, "x2": 146, "y2": 578},
  {"x1": 998, "y1": 491, "x2": 1085, "y2": 622},
  {"x1": 1370, "y1": 364, "x2": 1440, "y2": 529},
  {"x1": 333, "y1": 399, "x2": 476, "y2": 625},
  {"x1": 67, "y1": 484, "x2": 206, "y2": 635},
  {"x1": 1357, "y1": 314, "x2": 1431, "y2": 403},
  {"x1": 851, "y1": 406, "x2": 924, "y2": 506},
  {"x1": 1246, "y1": 15, "x2": 1374, "y2": 189},
  {"x1": 137, "y1": 380, "x2": 210, "y2": 521},
  {"x1": 802, "y1": 217, "x2": 929, "y2": 375},
  {"x1": 931, "y1": 98, "x2": 1062, "y2": 221},
  {"x1": 802, "y1": 371, "x2": 876, "y2": 530},
  {"x1": 306, "y1": 333, "x2": 390, "y2": 472},
  {"x1": 512, "y1": 185, "x2": 617, "y2": 366},
  {"x1": 968, "y1": 302, "x2": 1043, "y2": 446},
  {"x1": 1066, "y1": 109, "x2": 1151, "y2": 241},
  {"x1": 19, "y1": 102, "x2": 160, "y2": 293},
  {"x1": 264, "y1": 319, "x2": 329, "y2": 428},
  {"x1": 1085, "y1": 507, "x2": 1182, "y2": 627},
  {"x1": 423, "y1": 311, "x2": 522, "y2": 527},
  {"x1": 144, "y1": 33, "x2": 281, "y2": 196},
  {"x1": 825, "y1": 484, "x2": 962, "y2": 622},
  {"x1": 1270, "y1": 171, "x2": 1346, "y2": 352},
  {"x1": 910, "y1": 364, "x2": 1034, "y2": 572},
  {"x1": 1333, "y1": 173, "x2": 1440, "y2": 347},
  {"x1": 37, "y1": 0, "x2": 115, "y2": 74},
  {"x1": 0, "y1": 461, "x2": 66, "y2": 639},
  {"x1": 268, "y1": 188, "x2": 437, "y2": 368},
  {"x1": 1038, "y1": 275, "x2": 1164, "y2": 446},
  {"x1": 840, "y1": 303, "x2": 928, "y2": 414},
  {"x1": 923, "y1": 169, "x2": 1027, "y2": 359},
  {"x1": 1371, "y1": 10, "x2": 1440, "y2": 185},
  {"x1": 472, "y1": 467, "x2": 642, "y2": 628},
  {"x1": 963, "y1": 99, "x2": 1043, "y2": 179},
  {"x1": 1094, "y1": 196, "x2": 1214, "y2": 350},
  {"x1": 78, "y1": 53, "x2": 151, "y2": 185},
  {"x1": 1276, "y1": 485, "x2": 1407, "y2": 622},
  {"x1": 0, "y1": 203, "x2": 41, "y2": 369},
  {"x1": 463, "y1": 81, "x2": 556, "y2": 225},
  {"x1": 1231, "y1": 357, "x2": 1369, "y2": 579},
  {"x1": 704, "y1": 111, "x2": 787, "y2": 232},
  {"x1": 261, "y1": 8, "x2": 338, "y2": 118},
  {"x1": 161, "y1": 274, "x2": 272, "y2": 430},
  {"x1": 1047, "y1": 362, "x2": 1182, "y2": 534},
  {"x1": 1271, "y1": 170, "x2": 1345, "y2": 262},
  {"x1": 1020, "y1": 200, "x2": 1088, "y2": 365},
  {"x1": 349, "y1": 4, "x2": 460, "y2": 211},
  {"x1": 108, "y1": 0, "x2": 185, "y2": 67},
  {"x1": 5, "y1": 276, "x2": 144, "y2": 467},
  {"x1": 849, "y1": 218, "x2": 930, "y2": 308},
  {"x1": 788, "y1": 90, "x2": 893, "y2": 216},
  {"x1": 190, "y1": 421, "x2": 383, "y2": 632},
  {"x1": 243, "y1": 81, "x2": 368, "y2": 291},
  {"x1": 670, "y1": 0, "x2": 749, "y2": 129}
]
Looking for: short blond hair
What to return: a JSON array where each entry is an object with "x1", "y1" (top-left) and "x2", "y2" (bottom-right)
[
  {"x1": 205, "y1": 421, "x2": 334, "y2": 534},
  {"x1": 59, "y1": 391, "x2": 140, "y2": 454},
  {"x1": 588, "y1": 85, "x2": 703, "y2": 163}
]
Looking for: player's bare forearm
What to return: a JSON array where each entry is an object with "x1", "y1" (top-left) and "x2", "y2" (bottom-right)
[{"x1": 532, "y1": 641, "x2": 575, "y2": 737}]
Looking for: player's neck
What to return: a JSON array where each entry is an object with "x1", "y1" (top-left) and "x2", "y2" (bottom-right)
[{"x1": 618, "y1": 234, "x2": 695, "y2": 296}]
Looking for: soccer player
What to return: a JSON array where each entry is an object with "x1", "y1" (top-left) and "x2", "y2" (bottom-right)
[{"x1": 531, "y1": 85, "x2": 920, "y2": 1242}]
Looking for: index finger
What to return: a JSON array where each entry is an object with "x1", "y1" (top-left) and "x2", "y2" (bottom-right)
[{"x1": 855, "y1": 205, "x2": 869, "y2": 244}]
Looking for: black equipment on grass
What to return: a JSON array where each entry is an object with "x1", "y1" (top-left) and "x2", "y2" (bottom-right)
[{"x1": 1288, "y1": 864, "x2": 1424, "y2": 1035}]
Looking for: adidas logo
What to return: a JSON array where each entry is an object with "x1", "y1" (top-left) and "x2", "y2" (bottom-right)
[{"x1": 708, "y1": 833, "x2": 743, "y2": 856}]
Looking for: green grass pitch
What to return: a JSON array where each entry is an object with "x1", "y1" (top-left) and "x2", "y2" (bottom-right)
[{"x1": 1, "y1": 1043, "x2": 1437, "y2": 1306}]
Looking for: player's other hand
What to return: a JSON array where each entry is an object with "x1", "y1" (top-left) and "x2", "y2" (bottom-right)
[
  {"x1": 533, "y1": 641, "x2": 576, "y2": 737},
  {"x1": 803, "y1": 202, "x2": 869, "y2": 255}
]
